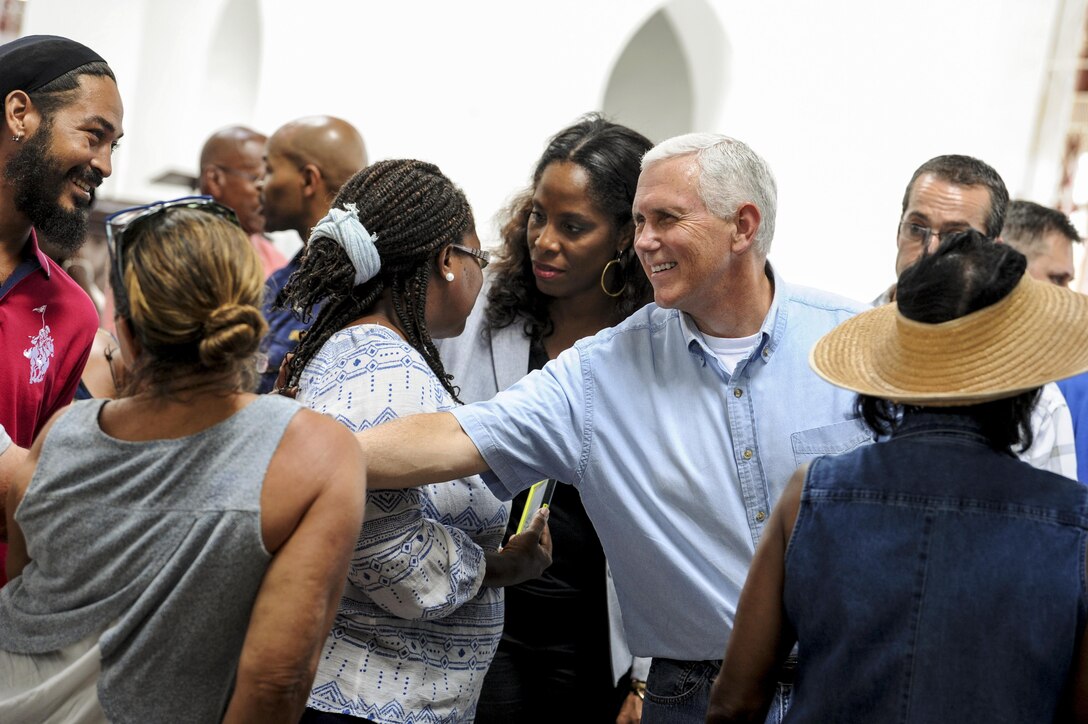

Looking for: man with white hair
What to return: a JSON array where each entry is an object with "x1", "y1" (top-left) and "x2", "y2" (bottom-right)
[{"x1": 351, "y1": 134, "x2": 868, "y2": 722}]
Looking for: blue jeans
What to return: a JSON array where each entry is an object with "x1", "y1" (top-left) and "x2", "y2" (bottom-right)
[{"x1": 642, "y1": 658, "x2": 792, "y2": 724}]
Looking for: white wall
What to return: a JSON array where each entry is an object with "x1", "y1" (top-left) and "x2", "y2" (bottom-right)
[
  {"x1": 23, "y1": 0, "x2": 1069, "y2": 301},
  {"x1": 707, "y1": 0, "x2": 1064, "y2": 300},
  {"x1": 602, "y1": 9, "x2": 695, "y2": 143}
]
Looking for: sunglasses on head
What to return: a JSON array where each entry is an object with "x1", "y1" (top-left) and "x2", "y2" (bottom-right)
[{"x1": 105, "y1": 195, "x2": 240, "y2": 309}]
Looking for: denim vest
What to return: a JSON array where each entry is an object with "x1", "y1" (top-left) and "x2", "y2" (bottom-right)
[{"x1": 783, "y1": 412, "x2": 1088, "y2": 723}]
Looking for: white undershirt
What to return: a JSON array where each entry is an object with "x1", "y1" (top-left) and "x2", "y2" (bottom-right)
[
  {"x1": 0, "y1": 630, "x2": 106, "y2": 723},
  {"x1": 699, "y1": 330, "x2": 762, "y2": 377}
]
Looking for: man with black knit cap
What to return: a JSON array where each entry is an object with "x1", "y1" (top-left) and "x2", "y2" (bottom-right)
[{"x1": 0, "y1": 35, "x2": 123, "y2": 584}]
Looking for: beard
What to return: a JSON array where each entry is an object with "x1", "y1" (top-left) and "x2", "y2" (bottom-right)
[{"x1": 4, "y1": 125, "x2": 101, "y2": 255}]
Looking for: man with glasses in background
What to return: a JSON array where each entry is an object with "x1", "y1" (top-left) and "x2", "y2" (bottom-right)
[
  {"x1": 255, "y1": 115, "x2": 367, "y2": 392},
  {"x1": 0, "y1": 35, "x2": 124, "y2": 585},
  {"x1": 877, "y1": 154, "x2": 1077, "y2": 479},
  {"x1": 198, "y1": 125, "x2": 286, "y2": 279}
]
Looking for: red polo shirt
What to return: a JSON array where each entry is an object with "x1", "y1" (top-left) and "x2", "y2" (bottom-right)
[{"x1": 1, "y1": 229, "x2": 98, "y2": 583}]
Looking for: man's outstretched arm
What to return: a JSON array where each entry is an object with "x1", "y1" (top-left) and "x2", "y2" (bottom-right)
[{"x1": 356, "y1": 412, "x2": 488, "y2": 489}]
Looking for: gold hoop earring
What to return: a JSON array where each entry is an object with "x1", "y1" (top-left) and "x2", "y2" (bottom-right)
[{"x1": 600, "y1": 258, "x2": 626, "y2": 298}]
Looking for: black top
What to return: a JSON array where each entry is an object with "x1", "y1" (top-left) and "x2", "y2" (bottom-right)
[{"x1": 500, "y1": 337, "x2": 610, "y2": 652}]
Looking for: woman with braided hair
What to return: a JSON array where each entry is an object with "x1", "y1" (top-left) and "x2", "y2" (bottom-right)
[{"x1": 279, "y1": 159, "x2": 552, "y2": 724}]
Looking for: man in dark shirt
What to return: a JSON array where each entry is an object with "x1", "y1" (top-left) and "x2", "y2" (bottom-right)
[{"x1": 256, "y1": 115, "x2": 366, "y2": 392}]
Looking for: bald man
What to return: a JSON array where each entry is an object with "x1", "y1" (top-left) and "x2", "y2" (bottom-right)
[
  {"x1": 198, "y1": 125, "x2": 286, "y2": 278},
  {"x1": 256, "y1": 115, "x2": 367, "y2": 392}
]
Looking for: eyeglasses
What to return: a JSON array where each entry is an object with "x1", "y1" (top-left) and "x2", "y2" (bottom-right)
[
  {"x1": 105, "y1": 195, "x2": 240, "y2": 309},
  {"x1": 450, "y1": 243, "x2": 490, "y2": 269},
  {"x1": 215, "y1": 164, "x2": 263, "y2": 185},
  {"x1": 898, "y1": 221, "x2": 979, "y2": 247}
]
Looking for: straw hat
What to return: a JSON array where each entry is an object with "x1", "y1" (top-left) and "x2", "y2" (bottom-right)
[{"x1": 810, "y1": 275, "x2": 1088, "y2": 406}]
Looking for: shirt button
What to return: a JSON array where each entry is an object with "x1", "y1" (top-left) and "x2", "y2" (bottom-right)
[
  {"x1": 733, "y1": 388, "x2": 743, "y2": 398},
  {"x1": 743, "y1": 449, "x2": 753, "y2": 460},
  {"x1": 755, "y1": 511, "x2": 766, "y2": 522},
  {"x1": 762, "y1": 347, "x2": 770, "y2": 358}
]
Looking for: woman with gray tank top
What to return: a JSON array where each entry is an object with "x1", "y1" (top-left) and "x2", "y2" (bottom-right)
[{"x1": 0, "y1": 198, "x2": 367, "y2": 723}]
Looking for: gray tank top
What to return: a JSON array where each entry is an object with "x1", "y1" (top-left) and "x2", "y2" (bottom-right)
[{"x1": 0, "y1": 394, "x2": 301, "y2": 723}]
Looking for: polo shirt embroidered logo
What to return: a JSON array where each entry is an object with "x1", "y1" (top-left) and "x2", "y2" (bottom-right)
[{"x1": 23, "y1": 304, "x2": 54, "y2": 384}]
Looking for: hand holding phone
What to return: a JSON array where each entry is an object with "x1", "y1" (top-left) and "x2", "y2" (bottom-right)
[{"x1": 515, "y1": 479, "x2": 557, "y2": 534}]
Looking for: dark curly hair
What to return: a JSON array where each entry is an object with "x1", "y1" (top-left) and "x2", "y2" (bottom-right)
[
  {"x1": 485, "y1": 114, "x2": 654, "y2": 339},
  {"x1": 277, "y1": 159, "x2": 473, "y2": 400},
  {"x1": 858, "y1": 229, "x2": 1038, "y2": 454}
]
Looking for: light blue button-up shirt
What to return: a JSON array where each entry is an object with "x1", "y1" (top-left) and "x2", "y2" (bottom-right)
[{"x1": 452, "y1": 266, "x2": 870, "y2": 660}]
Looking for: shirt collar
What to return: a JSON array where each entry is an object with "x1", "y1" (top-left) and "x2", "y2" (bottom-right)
[
  {"x1": 891, "y1": 409, "x2": 996, "y2": 449},
  {"x1": 872, "y1": 283, "x2": 894, "y2": 307},
  {"x1": 680, "y1": 261, "x2": 784, "y2": 367},
  {"x1": 28, "y1": 227, "x2": 51, "y2": 279}
]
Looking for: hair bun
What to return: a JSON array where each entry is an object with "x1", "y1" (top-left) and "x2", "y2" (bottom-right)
[{"x1": 198, "y1": 303, "x2": 267, "y2": 368}]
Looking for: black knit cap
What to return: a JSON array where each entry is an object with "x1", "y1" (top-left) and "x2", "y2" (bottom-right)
[{"x1": 0, "y1": 35, "x2": 106, "y2": 103}]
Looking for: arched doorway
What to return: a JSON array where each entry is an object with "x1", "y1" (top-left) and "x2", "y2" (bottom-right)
[
  {"x1": 601, "y1": 0, "x2": 729, "y2": 142},
  {"x1": 203, "y1": 0, "x2": 262, "y2": 132}
]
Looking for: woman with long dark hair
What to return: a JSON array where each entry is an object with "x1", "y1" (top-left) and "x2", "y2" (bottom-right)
[{"x1": 438, "y1": 114, "x2": 655, "y2": 723}]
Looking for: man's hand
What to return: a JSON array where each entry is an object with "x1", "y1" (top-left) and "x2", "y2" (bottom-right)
[
  {"x1": 483, "y1": 507, "x2": 552, "y2": 587},
  {"x1": 616, "y1": 691, "x2": 643, "y2": 724}
]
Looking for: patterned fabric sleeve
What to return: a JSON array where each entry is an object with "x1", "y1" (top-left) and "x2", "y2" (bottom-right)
[
  {"x1": 299, "y1": 327, "x2": 487, "y2": 620},
  {"x1": 348, "y1": 488, "x2": 486, "y2": 619}
]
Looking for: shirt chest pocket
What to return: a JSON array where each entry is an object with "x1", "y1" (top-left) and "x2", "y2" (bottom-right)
[{"x1": 790, "y1": 418, "x2": 872, "y2": 467}]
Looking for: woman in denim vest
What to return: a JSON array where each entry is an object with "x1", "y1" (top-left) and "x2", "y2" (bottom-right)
[{"x1": 708, "y1": 230, "x2": 1088, "y2": 723}]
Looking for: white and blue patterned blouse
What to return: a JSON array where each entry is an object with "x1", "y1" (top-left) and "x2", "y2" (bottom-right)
[{"x1": 299, "y1": 325, "x2": 508, "y2": 724}]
